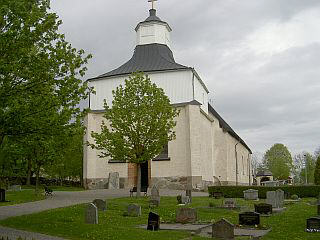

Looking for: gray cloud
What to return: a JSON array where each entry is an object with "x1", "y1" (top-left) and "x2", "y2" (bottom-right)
[{"x1": 51, "y1": 0, "x2": 320, "y2": 155}]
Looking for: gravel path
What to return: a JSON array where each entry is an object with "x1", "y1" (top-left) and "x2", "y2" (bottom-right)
[{"x1": 0, "y1": 189, "x2": 208, "y2": 240}]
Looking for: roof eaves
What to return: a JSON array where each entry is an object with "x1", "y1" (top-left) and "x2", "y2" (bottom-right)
[
  {"x1": 192, "y1": 68, "x2": 209, "y2": 93},
  {"x1": 87, "y1": 67, "x2": 193, "y2": 82}
]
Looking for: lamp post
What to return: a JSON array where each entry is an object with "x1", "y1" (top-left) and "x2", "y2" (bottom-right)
[{"x1": 304, "y1": 154, "x2": 308, "y2": 184}]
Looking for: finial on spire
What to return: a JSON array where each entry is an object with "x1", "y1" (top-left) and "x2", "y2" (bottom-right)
[{"x1": 148, "y1": 0, "x2": 158, "y2": 10}]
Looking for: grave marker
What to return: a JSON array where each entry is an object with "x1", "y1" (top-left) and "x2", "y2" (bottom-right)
[
  {"x1": 92, "y1": 199, "x2": 106, "y2": 211},
  {"x1": 108, "y1": 172, "x2": 120, "y2": 189},
  {"x1": 127, "y1": 204, "x2": 141, "y2": 217},
  {"x1": 254, "y1": 203, "x2": 272, "y2": 215},
  {"x1": 176, "y1": 208, "x2": 197, "y2": 223},
  {"x1": 147, "y1": 212, "x2": 160, "y2": 231},
  {"x1": 212, "y1": 218, "x2": 235, "y2": 240},
  {"x1": 306, "y1": 217, "x2": 320, "y2": 232},
  {"x1": 243, "y1": 189, "x2": 258, "y2": 200},
  {"x1": 85, "y1": 203, "x2": 98, "y2": 224},
  {"x1": 239, "y1": 212, "x2": 260, "y2": 226}
]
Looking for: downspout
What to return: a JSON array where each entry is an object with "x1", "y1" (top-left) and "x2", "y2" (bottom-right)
[{"x1": 235, "y1": 141, "x2": 240, "y2": 186}]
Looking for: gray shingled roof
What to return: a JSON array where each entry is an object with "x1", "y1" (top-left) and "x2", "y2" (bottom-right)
[
  {"x1": 90, "y1": 43, "x2": 190, "y2": 80},
  {"x1": 208, "y1": 104, "x2": 252, "y2": 154}
]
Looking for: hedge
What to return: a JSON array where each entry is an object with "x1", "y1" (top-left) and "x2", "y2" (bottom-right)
[{"x1": 208, "y1": 185, "x2": 320, "y2": 198}]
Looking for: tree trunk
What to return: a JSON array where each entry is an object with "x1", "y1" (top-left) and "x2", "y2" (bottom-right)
[
  {"x1": 0, "y1": 135, "x2": 4, "y2": 147},
  {"x1": 35, "y1": 167, "x2": 40, "y2": 194},
  {"x1": 136, "y1": 163, "x2": 141, "y2": 197},
  {"x1": 26, "y1": 157, "x2": 32, "y2": 186}
]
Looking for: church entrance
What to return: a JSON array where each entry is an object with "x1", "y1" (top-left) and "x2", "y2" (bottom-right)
[
  {"x1": 128, "y1": 161, "x2": 151, "y2": 188},
  {"x1": 140, "y1": 161, "x2": 149, "y2": 188}
]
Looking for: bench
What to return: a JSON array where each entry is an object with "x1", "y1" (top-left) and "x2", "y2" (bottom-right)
[
  {"x1": 44, "y1": 186, "x2": 53, "y2": 196},
  {"x1": 130, "y1": 186, "x2": 148, "y2": 197}
]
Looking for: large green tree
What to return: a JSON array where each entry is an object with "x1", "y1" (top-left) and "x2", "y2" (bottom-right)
[
  {"x1": 264, "y1": 143, "x2": 293, "y2": 180},
  {"x1": 0, "y1": 0, "x2": 91, "y2": 146},
  {"x1": 90, "y1": 72, "x2": 179, "y2": 196}
]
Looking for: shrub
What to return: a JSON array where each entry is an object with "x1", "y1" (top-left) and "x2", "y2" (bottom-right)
[
  {"x1": 208, "y1": 185, "x2": 320, "y2": 198},
  {"x1": 291, "y1": 194, "x2": 299, "y2": 200}
]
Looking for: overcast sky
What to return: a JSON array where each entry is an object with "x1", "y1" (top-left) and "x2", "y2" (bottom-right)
[{"x1": 51, "y1": 0, "x2": 320, "y2": 156}]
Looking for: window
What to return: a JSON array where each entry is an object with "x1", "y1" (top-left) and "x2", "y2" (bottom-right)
[{"x1": 153, "y1": 143, "x2": 170, "y2": 161}]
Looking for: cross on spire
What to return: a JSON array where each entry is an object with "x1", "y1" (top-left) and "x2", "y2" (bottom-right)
[{"x1": 148, "y1": 0, "x2": 158, "y2": 10}]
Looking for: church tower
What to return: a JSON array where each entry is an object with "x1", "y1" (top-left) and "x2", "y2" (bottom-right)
[{"x1": 83, "y1": 5, "x2": 252, "y2": 190}]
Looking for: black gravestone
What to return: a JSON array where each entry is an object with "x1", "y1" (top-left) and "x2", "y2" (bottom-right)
[
  {"x1": 306, "y1": 217, "x2": 320, "y2": 232},
  {"x1": 239, "y1": 212, "x2": 260, "y2": 226},
  {"x1": 254, "y1": 203, "x2": 272, "y2": 215},
  {"x1": 0, "y1": 189, "x2": 6, "y2": 202},
  {"x1": 147, "y1": 212, "x2": 160, "y2": 231}
]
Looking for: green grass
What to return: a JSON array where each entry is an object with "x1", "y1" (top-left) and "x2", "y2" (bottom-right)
[
  {"x1": 0, "y1": 190, "x2": 45, "y2": 206},
  {"x1": 0, "y1": 197, "x2": 319, "y2": 240},
  {"x1": 22, "y1": 185, "x2": 84, "y2": 191}
]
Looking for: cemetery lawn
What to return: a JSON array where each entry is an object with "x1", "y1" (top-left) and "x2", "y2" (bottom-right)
[
  {"x1": 0, "y1": 190, "x2": 45, "y2": 206},
  {"x1": 22, "y1": 185, "x2": 85, "y2": 191},
  {"x1": 0, "y1": 197, "x2": 319, "y2": 240}
]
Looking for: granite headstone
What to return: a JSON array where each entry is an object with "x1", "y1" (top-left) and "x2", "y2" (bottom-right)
[
  {"x1": 108, "y1": 172, "x2": 119, "y2": 189},
  {"x1": 147, "y1": 212, "x2": 160, "y2": 231},
  {"x1": 93, "y1": 199, "x2": 106, "y2": 211},
  {"x1": 176, "y1": 208, "x2": 197, "y2": 223},
  {"x1": 212, "y1": 218, "x2": 235, "y2": 240},
  {"x1": 243, "y1": 189, "x2": 258, "y2": 200},
  {"x1": 85, "y1": 203, "x2": 98, "y2": 224},
  {"x1": 127, "y1": 204, "x2": 141, "y2": 217},
  {"x1": 239, "y1": 212, "x2": 260, "y2": 226}
]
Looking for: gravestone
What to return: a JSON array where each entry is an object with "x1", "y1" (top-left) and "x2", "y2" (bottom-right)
[
  {"x1": 176, "y1": 208, "x2": 197, "y2": 223},
  {"x1": 239, "y1": 212, "x2": 260, "y2": 226},
  {"x1": 150, "y1": 185, "x2": 160, "y2": 206},
  {"x1": 223, "y1": 198, "x2": 236, "y2": 208},
  {"x1": 0, "y1": 189, "x2": 5, "y2": 202},
  {"x1": 243, "y1": 189, "x2": 258, "y2": 200},
  {"x1": 186, "y1": 189, "x2": 192, "y2": 203},
  {"x1": 127, "y1": 204, "x2": 141, "y2": 217},
  {"x1": 254, "y1": 203, "x2": 272, "y2": 215},
  {"x1": 9, "y1": 185, "x2": 21, "y2": 191},
  {"x1": 149, "y1": 199, "x2": 160, "y2": 207},
  {"x1": 85, "y1": 203, "x2": 98, "y2": 224},
  {"x1": 212, "y1": 218, "x2": 235, "y2": 240},
  {"x1": 266, "y1": 191, "x2": 276, "y2": 208},
  {"x1": 306, "y1": 217, "x2": 320, "y2": 232},
  {"x1": 181, "y1": 196, "x2": 190, "y2": 204},
  {"x1": 147, "y1": 212, "x2": 160, "y2": 231},
  {"x1": 212, "y1": 192, "x2": 223, "y2": 199},
  {"x1": 108, "y1": 172, "x2": 119, "y2": 189},
  {"x1": 276, "y1": 189, "x2": 284, "y2": 208},
  {"x1": 92, "y1": 199, "x2": 106, "y2": 211}
]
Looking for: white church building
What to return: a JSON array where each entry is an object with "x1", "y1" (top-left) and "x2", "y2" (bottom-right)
[{"x1": 83, "y1": 8, "x2": 252, "y2": 190}]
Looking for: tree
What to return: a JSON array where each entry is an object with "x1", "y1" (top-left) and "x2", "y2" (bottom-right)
[
  {"x1": 264, "y1": 143, "x2": 293, "y2": 180},
  {"x1": 90, "y1": 72, "x2": 179, "y2": 197},
  {"x1": 315, "y1": 155, "x2": 320, "y2": 185},
  {"x1": 0, "y1": 0, "x2": 92, "y2": 147},
  {"x1": 299, "y1": 153, "x2": 315, "y2": 184}
]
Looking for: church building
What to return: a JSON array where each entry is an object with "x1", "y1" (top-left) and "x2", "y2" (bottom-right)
[{"x1": 83, "y1": 6, "x2": 252, "y2": 190}]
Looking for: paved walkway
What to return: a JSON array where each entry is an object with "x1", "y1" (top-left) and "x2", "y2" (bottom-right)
[{"x1": 0, "y1": 189, "x2": 208, "y2": 240}]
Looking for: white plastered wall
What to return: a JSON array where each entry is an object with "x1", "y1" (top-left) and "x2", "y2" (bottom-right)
[
  {"x1": 136, "y1": 23, "x2": 171, "y2": 47},
  {"x1": 89, "y1": 70, "x2": 194, "y2": 111},
  {"x1": 83, "y1": 112, "x2": 128, "y2": 180}
]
